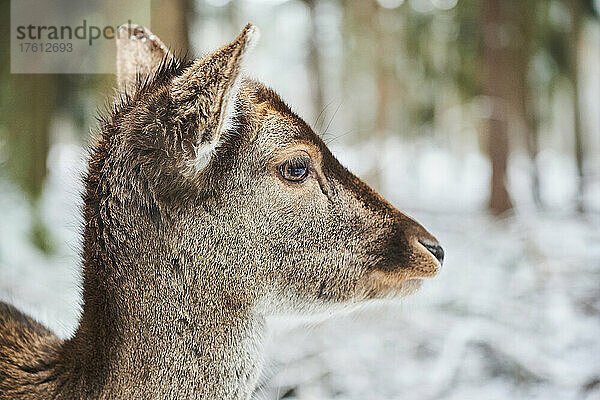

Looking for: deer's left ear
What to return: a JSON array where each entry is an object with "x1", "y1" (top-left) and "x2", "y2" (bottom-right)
[
  {"x1": 116, "y1": 24, "x2": 173, "y2": 93},
  {"x1": 171, "y1": 24, "x2": 259, "y2": 172}
]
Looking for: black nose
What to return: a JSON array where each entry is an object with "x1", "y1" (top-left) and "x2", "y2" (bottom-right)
[{"x1": 419, "y1": 240, "x2": 444, "y2": 265}]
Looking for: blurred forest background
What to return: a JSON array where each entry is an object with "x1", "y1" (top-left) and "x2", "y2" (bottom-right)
[
  {"x1": 2, "y1": 0, "x2": 600, "y2": 225},
  {"x1": 1, "y1": 0, "x2": 599, "y2": 399}
]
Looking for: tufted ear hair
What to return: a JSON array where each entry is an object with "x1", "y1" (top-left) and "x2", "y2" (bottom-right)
[
  {"x1": 170, "y1": 23, "x2": 259, "y2": 173},
  {"x1": 116, "y1": 24, "x2": 173, "y2": 93}
]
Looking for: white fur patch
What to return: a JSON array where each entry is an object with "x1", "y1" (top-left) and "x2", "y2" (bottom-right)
[
  {"x1": 189, "y1": 141, "x2": 218, "y2": 171},
  {"x1": 220, "y1": 78, "x2": 243, "y2": 142},
  {"x1": 244, "y1": 25, "x2": 261, "y2": 52}
]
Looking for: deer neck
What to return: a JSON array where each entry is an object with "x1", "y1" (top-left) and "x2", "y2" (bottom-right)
[{"x1": 56, "y1": 198, "x2": 266, "y2": 399}]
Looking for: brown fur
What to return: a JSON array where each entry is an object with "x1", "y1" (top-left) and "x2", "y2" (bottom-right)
[{"x1": 0, "y1": 24, "x2": 443, "y2": 399}]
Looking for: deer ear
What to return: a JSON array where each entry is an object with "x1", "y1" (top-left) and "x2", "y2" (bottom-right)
[
  {"x1": 171, "y1": 23, "x2": 259, "y2": 172},
  {"x1": 116, "y1": 24, "x2": 173, "y2": 93}
]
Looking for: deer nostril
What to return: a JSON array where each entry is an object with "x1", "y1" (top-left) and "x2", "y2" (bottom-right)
[{"x1": 419, "y1": 239, "x2": 444, "y2": 265}]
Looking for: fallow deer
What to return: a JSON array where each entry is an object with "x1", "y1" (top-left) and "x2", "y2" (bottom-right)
[{"x1": 0, "y1": 24, "x2": 444, "y2": 399}]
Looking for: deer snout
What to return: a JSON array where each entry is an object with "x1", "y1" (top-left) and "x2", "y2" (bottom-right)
[
  {"x1": 395, "y1": 215, "x2": 443, "y2": 276},
  {"x1": 419, "y1": 239, "x2": 444, "y2": 265}
]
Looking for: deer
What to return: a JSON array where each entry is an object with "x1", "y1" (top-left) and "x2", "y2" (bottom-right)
[{"x1": 0, "y1": 24, "x2": 444, "y2": 399}]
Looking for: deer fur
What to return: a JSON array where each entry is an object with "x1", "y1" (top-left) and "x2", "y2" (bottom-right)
[{"x1": 0, "y1": 24, "x2": 444, "y2": 399}]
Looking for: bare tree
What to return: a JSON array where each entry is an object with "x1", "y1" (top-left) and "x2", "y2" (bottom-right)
[
  {"x1": 304, "y1": 0, "x2": 325, "y2": 121},
  {"x1": 0, "y1": 0, "x2": 57, "y2": 251},
  {"x1": 151, "y1": 0, "x2": 192, "y2": 54},
  {"x1": 480, "y1": 0, "x2": 513, "y2": 215},
  {"x1": 567, "y1": 0, "x2": 585, "y2": 213},
  {"x1": 514, "y1": 0, "x2": 542, "y2": 208}
]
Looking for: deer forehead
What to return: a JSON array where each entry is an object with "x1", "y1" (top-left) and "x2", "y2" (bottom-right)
[{"x1": 238, "y1": 82, "x2": 324, "y2": 158}]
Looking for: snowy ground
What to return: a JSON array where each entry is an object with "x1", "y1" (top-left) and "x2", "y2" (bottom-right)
[{"x1": 0, "y1": 142, "x2": 599, "y2": 400}]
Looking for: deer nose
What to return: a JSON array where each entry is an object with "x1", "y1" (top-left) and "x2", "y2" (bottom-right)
[{"x1": 419, "y1": 239, "x2": 444, "y2": 265}]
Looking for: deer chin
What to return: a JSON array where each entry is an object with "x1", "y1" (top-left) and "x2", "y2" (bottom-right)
[
  {"x1": 361, "y1": 266, "x2": 438, "y2": 300},
  {"x1": 371, "y1": 278, "x2": 423, "y2": 299}
]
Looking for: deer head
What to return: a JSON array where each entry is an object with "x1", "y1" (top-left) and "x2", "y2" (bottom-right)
[
  {"x1": 0, "y1": 23, "x2": 445, "y2": 400},
  {"x1": 102, "y1": 23, "x2": 443, "y2": 323}
]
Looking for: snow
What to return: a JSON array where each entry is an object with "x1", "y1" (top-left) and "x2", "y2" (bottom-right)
[{"x1": 0, "y1": 142, "x2": 599, "y2": 400}]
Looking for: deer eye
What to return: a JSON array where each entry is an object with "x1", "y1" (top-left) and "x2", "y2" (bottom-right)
[{"x1": 280, "y1": 158, "x2": 309, "y2": 182}]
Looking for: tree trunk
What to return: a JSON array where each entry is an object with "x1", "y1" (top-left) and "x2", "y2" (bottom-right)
[
  {"x1": 151, "y1": 0, "x2": 192, "y2": 54},
  {"x1": 374, "y1": 5, "x2": 395, "y2": 135},
  {"x1": 0, "y1": 0, "x2": 53, "y2": 201},
  {"x1": 515, "y1": 0, "x2": 542, "y2": 208},
  {"x1": 1, "y1": 76, "x2": 57, "y2": 253},
  {"x1": 480, "y1": 0, "x2": 513, "y2": 215},
  {"x1": 568, "y1": 0, "x2": 585, "y2": 213},
  {"x1": 2, "y1": 76, "x2": 54, "y2": 201},
  {"x1": 305, "y1": 0, "x2": 325, "y2": 123},
  {"x1": 0, "y1": 0, "x2": 56, "y2": 251}
]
